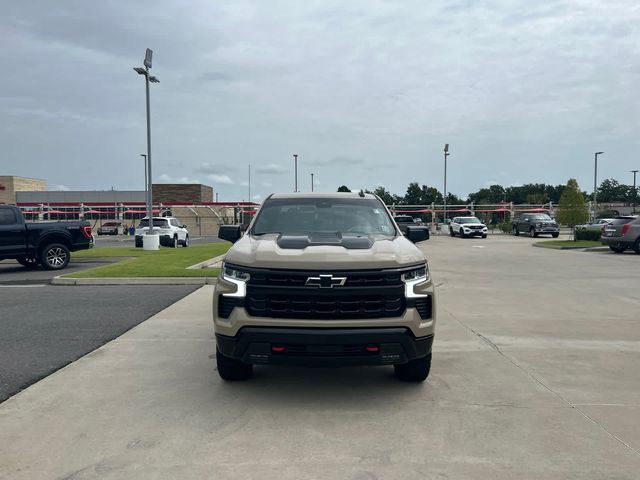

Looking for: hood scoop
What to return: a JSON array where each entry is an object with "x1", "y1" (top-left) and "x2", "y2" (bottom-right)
[{"x1": 276, "y1": 232, "x2": 374, "y2": 250}]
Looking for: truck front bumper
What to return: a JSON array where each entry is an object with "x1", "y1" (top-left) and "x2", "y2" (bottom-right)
[{"x1": 216, "y1": 327, "x2": 433, "y2": 366}]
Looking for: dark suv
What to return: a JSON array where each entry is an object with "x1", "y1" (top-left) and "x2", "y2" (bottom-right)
[{"x1": 512, "y1": 213, "x2": 559, "y2": 238}]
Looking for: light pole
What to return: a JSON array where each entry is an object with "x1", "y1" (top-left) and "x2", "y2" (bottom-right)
[
  {"x1": 140, "y1": 154, "x2": 148, "y2": 209},
  {"x1": 443, "y1": 144, "x2": 450, "y2": 224},
  {"x1": 134, "y1": 48, "x2": 159, "y2": 246},
  {"x1": 593, "y1": 151, "x2": 604, "y2": 220},
  {"x1": 632, "y1": 169, "x2": 639, "y2": 214},
  {"x1": 248, "y1": 164, "x2": 251, "y2": 204},
  {"x1": 293, "y1": 154, "x2": 298, "y2": 192},
  {"x1": 215, "y1": 192, "x2": 219, "y2": 202},
  {"x1": 311, "y1": 173, "x2": 314, "y2": 192}
]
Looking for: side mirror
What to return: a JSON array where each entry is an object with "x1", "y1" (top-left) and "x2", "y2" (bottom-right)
[
  {"x1": 182, "y1": 224, "x2": 188, "y2": 229},
  {"x1": 405, "y1": 225, "x2": 430, "y2": 243},
  {"x1": 218, "y1": 224, "x2": 243, "y2": 243}
]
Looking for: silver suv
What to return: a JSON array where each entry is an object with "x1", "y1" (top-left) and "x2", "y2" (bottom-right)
[
  {"x1": 213, "y1": 193, "x2": 436, "y2": 382},
  {"x1": 601, "y1": 216, "x2": 640, "y2": 253}
]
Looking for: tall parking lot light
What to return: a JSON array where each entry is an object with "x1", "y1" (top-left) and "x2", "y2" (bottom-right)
[
  {"x1": 632, "y1": 170, "x2": 639, "y2": 214},
  {"x1": 293, "y1": 154, "x2": 299, "y2": 192},
  {"x1": 443, "y1": 144, "x2": 450, "y2": 224},
  {"x1": 593, "y1": 151, "x2": 604, "y2": 219},
  {"x1": 134, "y1": 49, "x2": 159, "y2": 247},
  {"x1": 311, "y1": 173, "x2": 314, "y2": 192}
]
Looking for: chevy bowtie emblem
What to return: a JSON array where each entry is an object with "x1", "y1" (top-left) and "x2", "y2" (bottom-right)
[{"x1": 305, "y1": 274, "x2": 347, "y2": 288}]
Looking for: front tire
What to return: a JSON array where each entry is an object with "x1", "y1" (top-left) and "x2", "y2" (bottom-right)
[
  {"x1": 552, "y1": 232, "x2": 560, "y2": 238},
  {"x1": 530, "y1": 228, "x2": 538, "y2": 238},
  {"x1": 459, "y1": 228, "x2": 465, "y2": 238},
  {"x1": 482, "y1": 234, "x2": 487, "y2": 239},
  {"x1": 450, "y1": 228, "x2": 455, "y2": 237},
  {"x1": 394, "y1": 354, "x2": 431, "y2": 382},
  {"x1": 513, "y1": 226, "x2": 519, "y2": 236},
  {"x1": 181, "y1": 235, "x2": 189, "y2": 247},
  {"x1": 609, "y1": 245, "x2": 626, "y2": 254},
  {"x1": 170, "y1": 235, "x2": 177, "y2": 248},
  {"x1": 40, "y1": 243, "x2": 70, "y2": 270},
  {"x1": 633, "y1": 239, "x2": 640, "y2": 254},
  {"x1": 17, "y1": 255, "x2": 39, "y2": 268},
  {"x1": 216, "y1": 349, "x2": 253, "y2": 381}
]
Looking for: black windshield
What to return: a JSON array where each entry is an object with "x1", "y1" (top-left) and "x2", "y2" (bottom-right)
[{"x1": 252, "y1": 198, "x2": 396, "y2": 237}]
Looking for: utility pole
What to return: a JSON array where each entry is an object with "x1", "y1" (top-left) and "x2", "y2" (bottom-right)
[
  {"x1": 134, "y1": 49, "x2": 159, "y2": 247},
  {"x1": 632, "y1": 170, "x2": 639, "y2": 214},
  {"x1": 593, "y1": 151, "x2": 604, "y2": 220},
  {"x1": 443, "y1": 144, "x2": 450, "y2": 224},
  {"x1": 293, "y1": 154, "x2": 298, "y2": 192},
  {"x1": 248, "y1": 164, "x2": 251, "y2": 204},
  {"x1": 311, "y1": 173, "x2": 314, "y2": 192},
  {"x1": 140, "y1": 154, "x2": 147, "y2": 209}
]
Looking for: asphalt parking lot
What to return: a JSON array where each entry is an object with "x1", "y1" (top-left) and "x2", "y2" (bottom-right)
[
  {"x1": 0, "y1": 234, "x2": 639, "y2": 478},
  {"x1": 0, "y1": 284, "x2": 200, "y2": 402}
]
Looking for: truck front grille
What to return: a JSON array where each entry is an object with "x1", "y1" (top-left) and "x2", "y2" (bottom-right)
[{"x1": 246, "y1": 291, "x2": 405, "y2": 320}]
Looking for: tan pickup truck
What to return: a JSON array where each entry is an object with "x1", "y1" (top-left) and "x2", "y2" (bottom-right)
[{"x1": 213, "y1": 192, "x2": 435, "y2": 382}]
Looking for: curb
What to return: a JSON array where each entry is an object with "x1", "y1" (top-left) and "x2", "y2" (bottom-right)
[
  {"x1": 187, "y1": 254, "x2": 226, "y2": 270},
  {"x1": 533, "y1": 243, "x2": 602, "y2": 250},
  {"x1": 52, "y1": 276, "x2": 219, "y2": 286}
]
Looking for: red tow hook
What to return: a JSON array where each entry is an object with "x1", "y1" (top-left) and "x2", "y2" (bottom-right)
[
  {"x1": 365, "y1": 346, "x2": 379, "y2": 353},
  {"x1": 271, "y1": 346, "x2": 286, "y2": 353}
]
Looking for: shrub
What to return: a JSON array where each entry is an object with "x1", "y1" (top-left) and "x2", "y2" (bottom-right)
[
  {"x1": 497, "y1": 221, "x2": 512, "y2": 234},
  {"x1": 575, "y1": 229, "x2": 601, "y2": 241}
]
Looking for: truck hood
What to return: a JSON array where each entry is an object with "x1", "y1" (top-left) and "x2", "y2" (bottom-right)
[{"x1": 224, "y1": 234, "x2": 426, "y2": 270}]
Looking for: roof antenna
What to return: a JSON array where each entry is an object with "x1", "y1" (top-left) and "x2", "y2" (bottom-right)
[{"x1": 359, "y1": 189, "x2": 365, "y2": 198}]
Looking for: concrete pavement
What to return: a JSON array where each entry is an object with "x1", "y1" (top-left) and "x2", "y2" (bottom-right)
[{"x1": 0, "y1": 234, "x2": 639, "y2": 479}]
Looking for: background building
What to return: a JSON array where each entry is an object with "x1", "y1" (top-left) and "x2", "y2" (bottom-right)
[{"x1": 0, "y1": 176, "x2": 46, "y2": 204}]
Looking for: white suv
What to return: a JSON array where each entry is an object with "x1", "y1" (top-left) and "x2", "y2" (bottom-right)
[
  {"x1": 135, "y1": 217, "x2": 189, "y2": 248},
  {"x1": 449, "y1": 216, "x2": 488, "y2": 238}
]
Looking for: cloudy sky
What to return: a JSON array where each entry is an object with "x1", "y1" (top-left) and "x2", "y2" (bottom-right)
[{"x1": 2, "y1": 0, "x2": 639, "y2": 201}]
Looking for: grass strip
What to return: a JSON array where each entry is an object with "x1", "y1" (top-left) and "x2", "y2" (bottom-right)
[
  {"x1": 67, "y1": 243, "x2": 229, "y2": 278},
  {"x1": 535, "y1": 240, "x2": 602, "y2": 248}
]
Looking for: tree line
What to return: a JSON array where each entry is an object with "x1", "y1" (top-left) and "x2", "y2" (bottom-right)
[{"x1": 338, "y1": 178, "x2": 639, "y2": 205}]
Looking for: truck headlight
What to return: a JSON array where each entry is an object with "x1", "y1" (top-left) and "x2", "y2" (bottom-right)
[
  {"x1": 402, "y1": 263, "x2": 430, "y2": 298},
  {"x1": 221, "y1": 263, "x2": 250, "y2": 297}
]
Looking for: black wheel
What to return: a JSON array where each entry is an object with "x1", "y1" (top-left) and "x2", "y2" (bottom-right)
[
  {"x1": 609, "y1": 245, "x2": 626, "y2": 254},
  {"x1": 459, "y1": 228, "x2": 465, "y2": 238},
  {"x1": 182, "y1": 235, "x2": 189, "y2": 247},
  {"x1": 394, "y1": 354, "x2": 431, "y2": 382},
  {"x1": 449, "y1": 228, "x2": 455, "y2": 237},
  {"x1": 530, "y1": 228, "x2": 538, "y2": 238},
  {"x1": 633, "y1": 239, "x2": 640, "y2": 254},
  {"x1": 216, "y1": 349, "x2": 253, "y2": 381},
  {"x1": 482, "y1": 234, "x2": 487, "y2": 239},
  {"x1": 17, "y1": 255, "x2": 39, "y2": 268},
  {"x1": 171, "y1": 235, "x2": 178, "y2": 248},
  {"x1": 135, "y1": 237, "x2": 143, "y2": 248},
  {"x1": 552, "y1": 232, "x2": 559, "y2": 238},
  {"x1": 513, "y1": 226, "x2": 519, "y2": 236},
  {"x1": 40, "y1": 243, "x2": 70, "y2": 270}
]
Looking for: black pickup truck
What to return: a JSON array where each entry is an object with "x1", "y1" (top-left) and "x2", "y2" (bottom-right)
[{"x1": 0, "y1": 205, "x2": 93, "y2": 270}]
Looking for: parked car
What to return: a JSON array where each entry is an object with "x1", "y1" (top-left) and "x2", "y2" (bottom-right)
[
  {"x1": 134, "y1": 217, "x2": 189, "y2": 248},
  {"x1": 600, "y1": 216, "x2": 640, "y2": 253},
  {"x1": 394, "y1": 215, "x2": 429, "y2": 239},
  {"x1": 512, "y1": 213, "x2": 560, "y2": 238},
  {"x1": 576, "y1": 218, "x2": 614, "y2": 231},
  {"x1": 449, "y1": 216, "x2": 488, "y2": 238},
  {"x1": 214, "y1": 192, "x2": 435, "y2": 382},
  {"x1": 0, "y1": 205, "x2": 93, "y2": 270},
  {"x1": 97, "y1": 221, "x2": 122, "y2": 235}
]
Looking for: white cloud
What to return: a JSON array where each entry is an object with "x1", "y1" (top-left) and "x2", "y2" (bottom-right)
[
  {"x1": 207, "y1": 174, "x2": 234, "y2": 185},
  {"x1": 256, "y1": 163, "x2": 288, "y2": 174},
  {"x1": 157, "y1": 174, "x2": 201, "y2": 184},
  {"x1": 262, "y1": 182, "x2": 273, "y2": 187},
  {"x1": 53, "y1": 184, "x2": 70, "y2": 191},
  {"x1": 197, "y1": 163, "x2": 234, "y2": 175}
]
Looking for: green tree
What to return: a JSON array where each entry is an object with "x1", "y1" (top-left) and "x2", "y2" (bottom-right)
[
  {"x1": 526, "y1": 192, "x2": 549, "y2": 204},
  {"x1": 372, "y1": 186, "x2": 394, "y2": 205},
  {"x1": 556, "y1": 178, "x2": 589, "y2": 239},
  {"x1": 337, "y1": 185, "x2": 351, "y2": 192}
]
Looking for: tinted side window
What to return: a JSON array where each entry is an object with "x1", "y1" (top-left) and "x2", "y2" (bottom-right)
[{"x1": 0, "y1": 209, "x2": 18, "y2": 225}]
